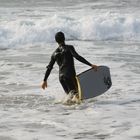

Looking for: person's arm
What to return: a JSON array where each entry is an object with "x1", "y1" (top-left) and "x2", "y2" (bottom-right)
[
  {"x1": 42, "y1": 54, "x2": 55, "y2": 90},
  {"x1": 69, "y1": 45, "x2": 92, "y2": 66},
  {"x1": 69, "y1": 45, "x2": 98, "y2": 70},
  {"x1": 44, "y1": 55, "x2": 55, "y2": 81}
]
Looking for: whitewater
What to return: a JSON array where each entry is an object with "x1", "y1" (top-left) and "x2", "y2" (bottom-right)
[{"x1": 0, "y1": 0, "x2": 140, "y2": 140}]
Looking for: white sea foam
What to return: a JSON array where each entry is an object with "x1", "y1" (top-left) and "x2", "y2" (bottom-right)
[
  {"x1": 0, "y1": 1, "x2": 140, "y2": 140},
  {"x1": 0, "y1": 14, "x2": 140, "y2": 48}
]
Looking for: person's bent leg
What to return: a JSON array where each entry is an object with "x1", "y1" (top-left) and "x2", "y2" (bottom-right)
[{"x1": 67, "y1": 77, "x2": 78, "y2": 93}]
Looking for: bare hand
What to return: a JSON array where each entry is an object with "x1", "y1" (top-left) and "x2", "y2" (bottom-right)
[
  {"x1": 91, "y1": 64, "x2": 98, "y2": 71},
  {"x1": 41, "y1": 81, "x2": 47, "y2": 90}
]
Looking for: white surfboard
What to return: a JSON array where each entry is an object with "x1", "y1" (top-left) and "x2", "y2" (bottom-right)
[{"x1": 76, "y1": 66, "x2": 112, "y2": 100}]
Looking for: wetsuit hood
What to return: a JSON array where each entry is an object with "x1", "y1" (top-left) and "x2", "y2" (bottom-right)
[{"x1": 55, "y1": 32, "x2": 65, "y2": 44}]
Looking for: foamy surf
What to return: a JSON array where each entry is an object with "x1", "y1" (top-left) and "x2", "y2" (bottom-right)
[
  {"x1": 0, "y1": 14, "x2": 140, "y2": 48},
  {"x1": 0, "y1": 0, "x2": 140, "y2": 140}
]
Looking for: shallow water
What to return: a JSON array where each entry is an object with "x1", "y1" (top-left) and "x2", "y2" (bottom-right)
[
  {"x1": 0, "y1": 0, "x2": 140, "y2": 140},
  {"x1": 0, "y1": 40, "x2": 140, "y2": 140}
]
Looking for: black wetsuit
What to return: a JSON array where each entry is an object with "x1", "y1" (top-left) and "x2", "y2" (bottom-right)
[{"x1": 44, "y1": 44, "x2": 92, "y2": 94}]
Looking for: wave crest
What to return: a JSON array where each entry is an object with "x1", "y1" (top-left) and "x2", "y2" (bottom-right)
[{"x1": 0, "y1": 14, "x2": 140, "y2": 47}]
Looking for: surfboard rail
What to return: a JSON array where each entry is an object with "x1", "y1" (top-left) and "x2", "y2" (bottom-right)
[{"x1": 75, "y1": 76, "x2": 83, "y2": 100}]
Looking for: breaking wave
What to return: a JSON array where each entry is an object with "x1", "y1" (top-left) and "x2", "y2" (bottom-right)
[{"x1": 0, "y1": 14, "x2": 140, "y2": 47}]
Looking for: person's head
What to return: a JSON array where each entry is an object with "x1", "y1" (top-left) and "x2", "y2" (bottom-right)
[{"x1": 55, "y1": 31, "x2": 65, "y2": 44}]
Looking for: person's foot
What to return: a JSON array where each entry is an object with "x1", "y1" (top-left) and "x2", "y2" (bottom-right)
[
  {"x1": 71, "y1": 94, "x2": 80, "y2": 104},
  {"x1": 63, "y1": 90, "x2": 80, "y2": 105},
  {"x1": 68, "y1": 90, "x2": 75, "y2": 99},
  {"x1": 62, "y1": 92, "x2": 73, "y2": 105},
  {"x1": 69, "y1": 90, "x2": 80, "y2": 104}
]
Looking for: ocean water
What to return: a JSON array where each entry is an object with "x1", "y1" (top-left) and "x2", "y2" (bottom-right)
[{"x1": 0, "y1": 0, "x2": 140, "y2": 140}]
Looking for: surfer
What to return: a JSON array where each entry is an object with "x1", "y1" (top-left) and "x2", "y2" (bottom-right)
[{"x1": 41, "y1": 32, "x2": 98, "y2": 99}]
